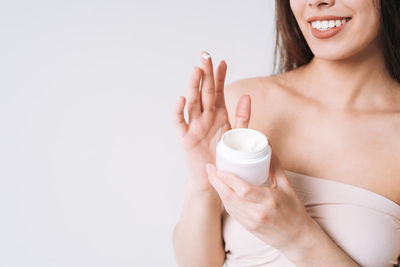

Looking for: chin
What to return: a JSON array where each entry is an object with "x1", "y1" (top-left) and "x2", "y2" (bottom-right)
[
  {"x1": 311, "y1": 45, "x2": 354, "y2": 61},
  {"x1": 309, "y1": 35, "x2": 381, "y2": 62},
  {"x1": 310, "y1": 43, "x2": 364, "y2": 61}
]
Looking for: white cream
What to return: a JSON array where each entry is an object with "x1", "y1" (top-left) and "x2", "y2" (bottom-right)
[{"x1": 223, "y1": 130, "x2": 266, "y2": 153}]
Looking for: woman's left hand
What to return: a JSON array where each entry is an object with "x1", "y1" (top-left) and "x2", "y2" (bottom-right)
[{"x1": 205, "y1": 143, "x2": 319, "y2": 254}]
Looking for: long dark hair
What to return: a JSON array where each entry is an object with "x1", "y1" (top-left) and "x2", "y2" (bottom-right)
[{"x1": 273, "y1": 0, "x2": 400, "y2": 83}]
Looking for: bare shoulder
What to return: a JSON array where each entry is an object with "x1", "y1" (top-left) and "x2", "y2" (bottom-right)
[
  {"x1": 223, "y1": 73, "x2": 297, "y2": 131},
  {"x1": 223, "y1": 74, "x2": 285, "y2": 100}
]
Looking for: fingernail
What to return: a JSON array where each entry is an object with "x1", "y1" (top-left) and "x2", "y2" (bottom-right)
[{"x1": 202, "y1": 52, "x2": 211, "y2": 60}]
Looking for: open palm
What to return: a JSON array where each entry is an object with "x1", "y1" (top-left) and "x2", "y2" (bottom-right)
[{"x1": 173, "y1": 51, "x2": 251, "y2": 192}]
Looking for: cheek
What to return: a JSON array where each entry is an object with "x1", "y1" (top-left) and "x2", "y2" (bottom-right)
[
  {"x1": 289, "y1": 0, "x2": 306, "y2": 22},
  {"x1": 289, "y1": 0, "x2": 309, "y2": 38},
  {"x1": 347, "y1": 0, "x2": 380, "y2": 40},
  {"x1": 352, "y1": 14, "x2": 380, "y2": 44}
]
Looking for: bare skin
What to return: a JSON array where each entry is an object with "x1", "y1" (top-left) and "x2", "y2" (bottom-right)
[
  {"x1": 172, "y1": 52, "x2": 254, "y2": 267},
  {"x1": 172, "y1": 51, "x2": 384, "y2": 267},
  {"x1": 234, "y1": 60, "x2": 400, "y2": 207},
  {"x1": 173, "y1": 0, "x2": 400, "y2": 265},
  {"x1": 276, "y1": 0, "x2": 400, "y2": 206}
]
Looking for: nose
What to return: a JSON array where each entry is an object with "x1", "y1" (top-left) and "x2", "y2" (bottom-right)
[{"x1": 307, "y1": 0, "x2": 334, "y2": 8}]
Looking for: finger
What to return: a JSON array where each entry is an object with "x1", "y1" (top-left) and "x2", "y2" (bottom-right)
[
  {"x1": 211, "y1": 175, "x2": 247, "y2": 221},
  {"x1": 187, "y1": 66, "x2": 203, "y2": 122},
  {"x1": 187, "y1": 66, "x2": 203, "y2": 121},
  {"x1": 268, "y1": 142, "x2": 278, "y2": 189},
  {"x1": 206, "y1": 163, "x2": 268, "y2": 203},
  {"x1": 206, "y1": 164, "x2": 235, "y2": 202},
  {"x1": 269, "y1": 144, "x2": 292, "y2": 190},
  {"x1": 200, "y1": 51, "x2": 216, "y2": 112},
  {"x1": 234, "y1": 94, "x2": 251, "y2": 128},
  {"x1": 173, "y1": 96, "x2": 188, "y2": 137},
  {"x1": 214, "y1": 60, "x2": 227, "y2": 109},
  {"x1": 207, "y1": 166, "x2": 261, "y2": 226},
  {"x1": 217, "y1": 170, "x2": 269, "y2": 203}
]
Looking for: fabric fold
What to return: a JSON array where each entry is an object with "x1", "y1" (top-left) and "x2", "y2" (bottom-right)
[{"x1": 222, "y1": 170, "x2": 400, "y2": 267}]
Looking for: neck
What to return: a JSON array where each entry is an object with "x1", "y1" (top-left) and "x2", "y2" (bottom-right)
[{"x1": 299, "y1": 40, "x2": 398, "y2": 113}]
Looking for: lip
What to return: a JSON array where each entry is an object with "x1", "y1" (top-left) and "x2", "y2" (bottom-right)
[
  {"x1": 307, "y1": 15, "x2": 350, "y2": 23},
  {"x1": 307, "y1": 16, "x2": 352, "y2": 39}
]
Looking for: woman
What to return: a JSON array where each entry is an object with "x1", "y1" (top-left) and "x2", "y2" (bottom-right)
[{"x1": 172, "y1": 0, "x2": 400, "y2": 266}]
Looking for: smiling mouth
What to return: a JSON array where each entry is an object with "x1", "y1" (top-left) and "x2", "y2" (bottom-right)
[{"x1": 308, "y1": 16, "x2": 352, "y2": 31}]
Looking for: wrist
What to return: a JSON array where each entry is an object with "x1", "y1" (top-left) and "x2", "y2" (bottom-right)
[
  {"x1": 184, "y1": 178, "x2": 222, "y2": 210},
  {"x1": 185, "y1": 176, "x2": 217, "y2": 196},
  {"x1": 281, "y1": 217, "x2": 359, "y2": 267},
  {"x1": 280, "y1": 216, "x2": 322, "y2": 264}
]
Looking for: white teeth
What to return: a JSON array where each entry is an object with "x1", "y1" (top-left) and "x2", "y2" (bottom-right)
[{"x1": 311, "y1": 18, "x2": 349, "y2": 31}]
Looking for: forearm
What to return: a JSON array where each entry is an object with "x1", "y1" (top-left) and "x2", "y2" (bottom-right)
[
  {"x1": 173, "y1": 179, "x2": 225, "y2": 267},
  {"x1": 282, "y1": 218, "x2": 360, "y2": 267}
]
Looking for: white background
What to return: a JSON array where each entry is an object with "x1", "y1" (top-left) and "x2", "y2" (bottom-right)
[{"x1": 0, "y1": 1, "x2": 276, "y2": 266}]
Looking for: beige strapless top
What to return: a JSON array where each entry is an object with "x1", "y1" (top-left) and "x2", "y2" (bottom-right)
[{"x1": 222, "y1": 170, "x2": 400, "y2": 267}]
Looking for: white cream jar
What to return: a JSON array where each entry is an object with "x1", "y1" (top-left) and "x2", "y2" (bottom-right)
[{"x1": 216, "y1": 128, "x2": 271, "y2": 186}]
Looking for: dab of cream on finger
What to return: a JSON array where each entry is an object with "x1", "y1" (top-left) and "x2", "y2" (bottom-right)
[{"x1": 202, "y1": 52, "x2": 211, "y2": 60}]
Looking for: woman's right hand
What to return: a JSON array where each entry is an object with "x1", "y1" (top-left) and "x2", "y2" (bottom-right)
[{"x1": 173, "y1": 51, "x2": 251, "y2": 192}]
